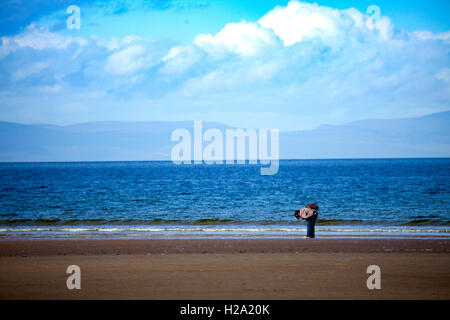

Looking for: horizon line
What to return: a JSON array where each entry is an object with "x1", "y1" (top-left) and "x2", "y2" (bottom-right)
[{"x1": 1, "y1": 157, "x2": 449, "y2": 164}]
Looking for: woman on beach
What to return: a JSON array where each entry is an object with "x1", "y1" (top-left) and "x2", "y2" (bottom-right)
[{"x1": 295, "y1": 203, "x2": 319, "y2": 238}]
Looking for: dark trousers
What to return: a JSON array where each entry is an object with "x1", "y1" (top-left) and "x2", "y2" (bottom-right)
[{"x1": 306, "y1": 213, "x2": 318, "y2": 238}]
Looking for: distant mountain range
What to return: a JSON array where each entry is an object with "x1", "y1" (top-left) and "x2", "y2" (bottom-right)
[{"x1": 0, "y1": 111, "x2": 449, "y2": 161}]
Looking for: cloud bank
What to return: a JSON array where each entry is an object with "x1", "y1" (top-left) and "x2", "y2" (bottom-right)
[{"x1": 0, "y1": 0, "x2": 449, "y2": 130}]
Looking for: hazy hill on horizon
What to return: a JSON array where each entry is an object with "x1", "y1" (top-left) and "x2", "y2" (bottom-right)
[{"x1": 0, "y1": 111, "x2": 449, "y2": 161}]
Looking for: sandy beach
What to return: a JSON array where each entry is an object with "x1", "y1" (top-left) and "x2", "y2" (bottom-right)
[{"x1": 0, "y1": 238, "x2": 449, "y2": 299}]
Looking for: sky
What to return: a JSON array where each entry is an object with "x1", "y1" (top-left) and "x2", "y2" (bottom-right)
[{"x1": 0, "y1": 0, "x2": 449, "y2": 130}]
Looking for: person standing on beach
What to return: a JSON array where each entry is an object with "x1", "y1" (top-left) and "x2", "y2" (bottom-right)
[{"x1": 294, "y1": 203, "x2": 319, "y2": 238}]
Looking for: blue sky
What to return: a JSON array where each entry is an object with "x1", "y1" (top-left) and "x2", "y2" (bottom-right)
[
  {"x1": 2, "y1": 1, "x2": 450, "y2": 37},
  {"x1": 0, "y1": 0, "x2": 449, "y2": 130}
]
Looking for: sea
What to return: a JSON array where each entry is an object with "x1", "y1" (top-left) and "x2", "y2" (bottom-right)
[{"x1": 0, "y1": 159, "x2": 449, "y2": 239}]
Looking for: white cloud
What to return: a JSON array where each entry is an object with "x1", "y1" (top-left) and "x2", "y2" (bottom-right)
[
  {"x1": 258, "y1": 1, "x2": 339, "y2": 46},
  {"x1": 436, "y1": 68, "x2": 450, "y2": 83},
  {"x1": 246, "y1": 60, "x2": 281, "y2": 82},
  {"x1": 155, "y1": 1, "x2": 449, "y2": 128},
  {"x1": 160, "y1": 45, "x2": 203, "y2": 75},
  {"x1": 105, "y1": 44, "x2": 152, "y2": 75},
  {"x1": 0, "y1": 25, "x2": 86, "y2": 58},
  {"x1": 414, "y1": 30, "x2": 450, "y2": 43},
  {"x1": 37, "y1": 84, "x2": 63, "y2": 94},
  {"x1": 95, "y1": 34, "x2": 146, "y2": 51},
  {"x1": 194, "y1": 21, "x2": 277, "y2": 56},
  {"x1": 11, "y1": 62, "x2": 50, "y2": 81},
  {"x1": 259, "y1": 1, "x2": 394, "y2": 46}
]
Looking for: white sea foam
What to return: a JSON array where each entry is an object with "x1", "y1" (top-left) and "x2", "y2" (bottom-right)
[{"x1": 0, "y1": 225, "x2": 449, "y2": 235}]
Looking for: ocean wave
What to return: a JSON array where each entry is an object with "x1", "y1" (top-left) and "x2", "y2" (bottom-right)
[
  {"x1": 0, "y1": 226, "x2": 449, "y2": 234},
  {"x1": 1, "y1": 217, "x2": 449, "y2": 227},
  {"x1": 401, "y1": 219, "x2": 450, "y2": 226}
]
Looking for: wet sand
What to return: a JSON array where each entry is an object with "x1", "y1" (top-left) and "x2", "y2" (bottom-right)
[{"x1": 0, "y1": 238, "x2": 449, "y2": 299}]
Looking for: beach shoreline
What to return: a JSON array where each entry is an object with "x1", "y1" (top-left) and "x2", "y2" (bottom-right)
[
  {"x1": 1, "y1": 223, "x2": 448, "y2": 240},
  {"x1": 0, "y1": 238, "x2": 449, "y2": 300}
]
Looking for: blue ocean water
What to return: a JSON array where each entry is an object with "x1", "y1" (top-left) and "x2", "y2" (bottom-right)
[{"x1": 0, "y1": 159, "x2": 449, "y2": 239}]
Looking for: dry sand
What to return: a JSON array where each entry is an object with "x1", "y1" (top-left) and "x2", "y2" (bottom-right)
[{"x1": 0, "y1": 238, "x2": 449, "y2": 299}]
